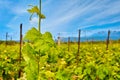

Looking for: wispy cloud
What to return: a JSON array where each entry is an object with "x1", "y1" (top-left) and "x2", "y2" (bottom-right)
[
  {"x1": 29, "y1": 17, "x2": 38, "y2": 26},
  {"x1": 1, "y1": 0, "x2": 120, "y2": 40},
  {"x1": 0, "y1": 0, "x2": 12, "y2": 9},
  {"x1": 11, "y1": 7, "x2": 27, "y2": 15},
  {"x1": 85, "y1": 1, "x2": 120, "y2": 22},
  {"x1": 41, "y1": 0, "x2": 120, "y2": 37},
  {"x1": 42, "y1": 0, "x2": 104, "y2": 30}
]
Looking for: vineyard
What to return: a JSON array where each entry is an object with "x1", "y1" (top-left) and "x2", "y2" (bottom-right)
[
  {"x1": 0, "y1": 0, "x2": 120, "y2": 80},
  {"x1": 0, "y1": 27, "x2": 120, "y2": 80}
]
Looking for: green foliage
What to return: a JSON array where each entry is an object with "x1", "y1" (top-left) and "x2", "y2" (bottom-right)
[
  {"x1": 24, "y1": 27, "x2": 42, "y2": 42},
  {"x1": 22, "y1": 27, "x2": 56, "y2": 80},
  {"x1": 0, "y1": 44, "x2": 21, "y2": 79},
  {"x1": 27, "y1": 4, "x2": 45, "y2": 32},
  {"x1": 0, "y1": 38, "x2": 120, "y2": 80},
  {"x1": 34, "y1": 32, "x2": 55, "y2": 52},
  {"x1": 27, "y1": 5, "x2": 45, "y2": 20},
  {"x1": 22, "y1": 43, "x2": 38, "y2": 80}
]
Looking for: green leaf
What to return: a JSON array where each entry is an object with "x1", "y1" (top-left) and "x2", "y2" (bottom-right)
[
  {"x1": 40, "y1": 14, "x2": 46, "y2": 19},
  {"x1": 45, "y1": 71, "x2": 55, "y2": 78},
  {"x1": 24, "y1": 27, "x2": 42, "y2": 42},
  {"x1": 27, "y1": 6, "x2": 39, "y2": 14},
  {"x1": 27, "y1": 5, "x2": 45, "y2": 19}
]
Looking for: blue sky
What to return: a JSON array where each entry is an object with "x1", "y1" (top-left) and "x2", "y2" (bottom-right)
[{"x1": 0, "y1": 0, "x2": 120, "y2": 40}]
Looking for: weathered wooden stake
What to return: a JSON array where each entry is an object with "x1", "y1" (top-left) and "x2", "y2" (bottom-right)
[
  {"x1": 91, "y1": 37, "x2": 94, "y2": 44},
  {"x1": 58, "y1": 33, "x2": 60, "y2": 46},
  {"x1": 6, "y1": 32, "x2": 8, "y2": 46},
  {"x1": 77, "y1": 29, "x2": 81, "y2": 65},
  {"x1": 106, "y1": 30, "x2": 110, "y2": 50},
  {"x1": 19, "y1": 23, "x2": 22, "y2": 78},
  {"x1": 68, "y1": 37, "x2": 70, "y2": 51},
  {"x1": 11, "y1": 36, "x2": 12, "y2": 41}
]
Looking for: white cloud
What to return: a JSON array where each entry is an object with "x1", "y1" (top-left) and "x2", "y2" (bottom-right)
[
  {"x1": 42, "y1": 0, "x2": 53, "y2": 7},
  {"x1": 2, "y1": 0, "x2": 120, "y2": 39},
  {"x1": 11, "y1": 7, "x2": 27, "y2": 15},
  {"x1": 73, "y1": 0, "x2": 120, "y2": 31},
  {"x1": 43, "y1": 0, "x2": 120, "y2": 37},
  {"x1": 29, "y1": 17, "x2": 38, "y2": 25},
  {"x1": 43, "y1": 0, "x2": 101, "y2": 29},
  {"x1": 85, "y1": 2, "x2": 120, "y2": 22},
  {"x1": 0, "y1": 0, "x2": 12, "y2": 9}
]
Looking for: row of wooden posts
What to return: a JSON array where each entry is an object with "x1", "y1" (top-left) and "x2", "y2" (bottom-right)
[
  {"x1": 58, "y1": 30, "x2": 111, "y2": 65},
  {"x1": 4, "y1": 24, "x2": 23, "y2": 78},
  {"x1": 57, "y1": 30, "x2": 111, "y2": 50},
  {"x1": 5, "y1": 24, "x2": 23, "y2": 78},
  {"x1": 4, "y1": 23, "x2": 111, "y2": 78}
]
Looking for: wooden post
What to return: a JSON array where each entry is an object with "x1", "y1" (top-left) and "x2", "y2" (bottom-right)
[
  {"x1": 58, "y1": 37, "x2": 60, "y2": 45},
  {"x1": 6, "y1": 32, "x2": 8, "y2": 46},
  {"x1": 58, "y1": 33, "x2": 60, "y2": 46},
  {"x1": 75, "y1": 30, "x2": 81, "y2": 80},
  {"x1": 77, "y1": 29, "x2": 81, "y2": 65},
  {"x1": 85, "y1": 30, "x2": 87, "y2": 42},
  {"x1": 106, "y1": 30, "x2": 110, "y2": 50},
  {"x1": 68, "y1": 37, "x2": 70, "y2": 51},
  {"x1": 92, "y1": 37, "x2": 94, "y2": 44},
  {"x1": 11, "y1": 36, "x2": 12, "y2": 41},
  {"x1": 19, "y1": 23, "x2": 22, "y2": 78}
]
